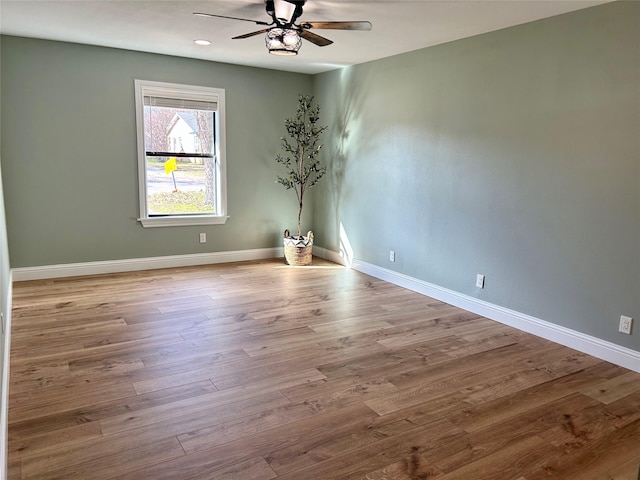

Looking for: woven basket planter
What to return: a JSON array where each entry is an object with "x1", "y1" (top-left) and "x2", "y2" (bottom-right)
[{"x1": 283, "y1": 230, "x2": 314, "y2": 266}]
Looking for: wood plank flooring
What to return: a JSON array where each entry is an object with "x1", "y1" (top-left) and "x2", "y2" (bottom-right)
[{"x1": 8, "y1": 258, "x2": 640, "y2": 479}]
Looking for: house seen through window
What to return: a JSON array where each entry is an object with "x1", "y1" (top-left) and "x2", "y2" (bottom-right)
[{"x1": 134, "y1": 80, "x2": 227, "y2": 227}]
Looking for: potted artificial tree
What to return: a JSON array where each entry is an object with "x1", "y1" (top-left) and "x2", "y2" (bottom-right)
[{"x1": 276, "y1": 95, "x2": 327, "y2": 266}]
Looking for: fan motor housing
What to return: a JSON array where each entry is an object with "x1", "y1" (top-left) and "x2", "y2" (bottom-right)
[{"x1": 266, "y1": 0, "x2": 306, "y2": 25}]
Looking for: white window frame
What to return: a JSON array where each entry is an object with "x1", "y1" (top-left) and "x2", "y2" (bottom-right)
[{"x1": 134, "y1": 79, "x2": 228, "y2": 227}]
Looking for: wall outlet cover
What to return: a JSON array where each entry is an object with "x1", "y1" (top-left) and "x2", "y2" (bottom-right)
[{"x1": 619, "y1": 315, "x2": 633, "y2": 335}]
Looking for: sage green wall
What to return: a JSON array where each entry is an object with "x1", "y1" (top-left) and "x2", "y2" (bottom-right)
[
  {"x1": 0, "y1": 36, "x2": 312, "y2": 267},
  {"x1": 312, "y1": 1, "x2": 639, "y2": 351}
]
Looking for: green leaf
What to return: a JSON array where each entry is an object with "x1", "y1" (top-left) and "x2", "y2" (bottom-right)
[{"x1": 274, "y1": 94, "x2": 327, "y2": 222}]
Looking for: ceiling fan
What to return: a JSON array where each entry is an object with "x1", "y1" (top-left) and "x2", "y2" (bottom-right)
[{"x1": 194, "y1": 0, "x2": 372, "y2": 56}]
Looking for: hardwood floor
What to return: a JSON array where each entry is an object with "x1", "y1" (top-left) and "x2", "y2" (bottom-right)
[{"x1": 8, "y1": 258, "x2": 640, "y2": 479}]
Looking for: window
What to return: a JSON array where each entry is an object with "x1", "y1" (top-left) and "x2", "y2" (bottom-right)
[{"x1": 134, "y1": 80, "x2": 227, "y2": 227}]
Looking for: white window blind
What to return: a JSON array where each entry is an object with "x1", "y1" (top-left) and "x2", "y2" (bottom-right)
[{"x1": 143, "y1": 95, "x2": 218, "y2": 111}]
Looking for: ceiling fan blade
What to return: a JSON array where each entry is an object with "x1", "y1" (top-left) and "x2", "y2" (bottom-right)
[
  {"x1": 299, "y1": 29, "x2": 333, "y2": 47},
  {"x1": 232, "y1": 28, "x2": 271, "y2": 40},
  {"x1": 193, "y1": 12, "x2": 271, "y2": 27},
  {"x1": 301, "y1": 21, "x2": 372, "y2": 31}
]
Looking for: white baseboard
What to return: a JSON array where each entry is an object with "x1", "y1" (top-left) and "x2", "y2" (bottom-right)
[
  {"x1": 1, "y1": 271, "x2": 12, "y2": 480},
  {"x1": 349, "y1": 258, "x2": 639, "y2": 373},
  {"x1": 12, "y1": 247, "x2": 284, "y2": 281}
]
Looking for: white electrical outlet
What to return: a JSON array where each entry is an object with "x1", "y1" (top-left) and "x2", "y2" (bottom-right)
[
  {"x1": 389, "y1": 250, "x2": 395, "y2": 262},
  {"x1": 199, "y1": 232, "x2": 207, "y2": 244},
  {"x1": 619, "y1": 315, "x2": 633, "y2": 335},
  {"x1": 476, "y1": 274, "x2": 485, "y2": 289}
]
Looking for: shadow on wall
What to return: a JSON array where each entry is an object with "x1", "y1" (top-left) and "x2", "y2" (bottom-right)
[{"x1": 327, "y1": 66, "x2": 374, "y2": 250}]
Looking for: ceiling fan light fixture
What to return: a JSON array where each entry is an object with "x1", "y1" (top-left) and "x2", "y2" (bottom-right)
[
  {"x1": 266, "y1": 28, "x2": 301, "y2": 56},
  {"x1": 274, "y1": 0, "x2": 296, "y2": 23}
]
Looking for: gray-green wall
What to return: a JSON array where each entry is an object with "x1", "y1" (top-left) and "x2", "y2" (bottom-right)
[
  {"x1": 312, "y1": 1, "x2": 639, "y2": 351},
  {"x1": 0, "y1": 36, "x2": 312, "y2": 267}
]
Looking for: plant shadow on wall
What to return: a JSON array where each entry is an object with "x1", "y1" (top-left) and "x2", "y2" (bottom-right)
[
  {"x1": 275, "y1": 95, "x2": 327, "y2": 266},
  {"x1": 327, "y1": 67, "x2": 372, "y2": 266}
]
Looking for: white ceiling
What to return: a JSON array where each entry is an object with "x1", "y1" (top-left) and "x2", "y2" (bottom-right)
[{"x1": 0, "y1": 0, "x2": 611, "y2": 74}]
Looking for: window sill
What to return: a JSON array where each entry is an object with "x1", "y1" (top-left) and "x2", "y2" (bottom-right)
[{"x1": 138, "y1": 215, "x2": 229, "y2": 228}]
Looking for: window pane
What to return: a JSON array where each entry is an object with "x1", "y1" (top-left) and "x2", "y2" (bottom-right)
[
  {"x1": 143, "y1": 105, "x2": 215, "y2": 216},
  {"x1": 144, "y1": 107, "x2": 214, "y2": 155},
  {"x1": 146, "y1": 156, "x2": 216, "y2": 215}
]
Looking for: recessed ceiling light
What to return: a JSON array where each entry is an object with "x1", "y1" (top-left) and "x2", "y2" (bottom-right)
[{"x1": 194, "y1": 39, "x2": 211, "y2": 46}]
